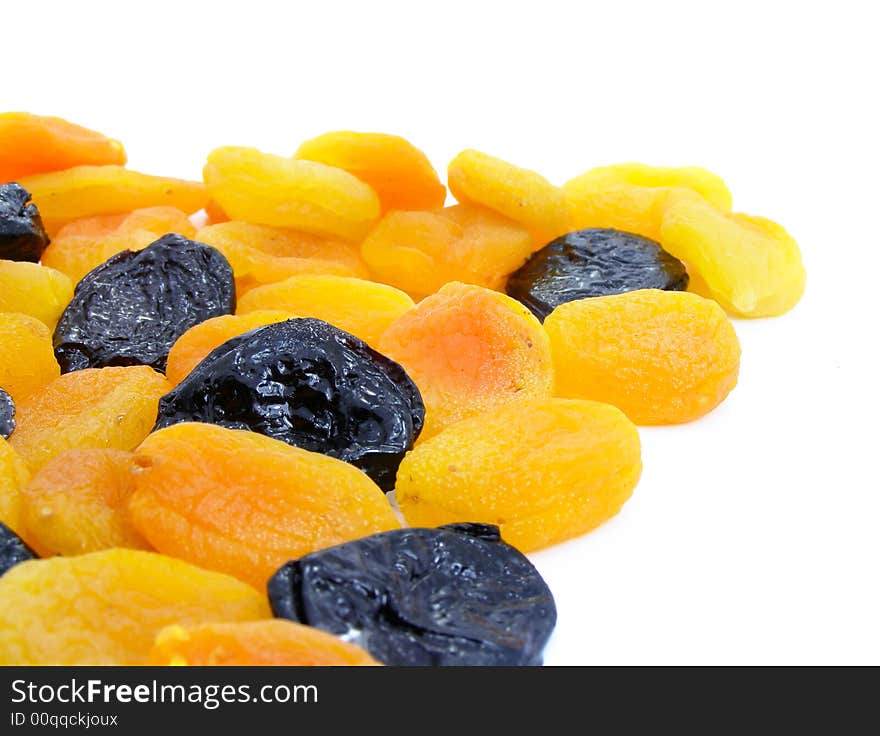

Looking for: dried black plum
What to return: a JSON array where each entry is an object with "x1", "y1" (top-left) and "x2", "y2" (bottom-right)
[
  {"x1": 154, "y1": 318, "x2": 424, "y2": 492},
  {"x1": 0, "y1": 521, "x2": 37, "y2": 577},
  {"x1": 0, "y1": 388, "x2": 14, "y2": 439},
  {"x1": 0, "y1": 183, "x2": 50, "y2": 263},
  {"x1": 268, "y1": 523, "x2": 556, "y2": 666},
  {"x1": 506, "y1": 228, "x2": 689, "y2": 320},
  {"x1": 53, "y1": 234, "x2": 235, "y2": 373}
]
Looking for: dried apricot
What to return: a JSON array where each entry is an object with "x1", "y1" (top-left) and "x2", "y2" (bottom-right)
[
  {"x1": 545, "y1": 290, "x2": 741, "y2": 424},
  {"x1": 361, "y1": 204, "x2": 534, "y2": 300},
  {"x1": 20, "y1": 449, "x2": 150, "y2": 557},
  {"x1": 204, "y1": 198, "x2": 229, "y2": 224},
  {"x1": 0, "y1": 112, "x2": 126, "y2": 182},
  {"x1": 448, "y1": 149, "x2": 569, "y2": 246},
  {"x1": 396, "y1": 398, "x2": 641, "y2": 551},
  {"x1": 0, "y1": 438, "x2": 30, "y2": 538},
  {"x1": 9, "y1": 366, "x2": 167, "y2": 472},
  {"x1": 0, "y1": 260, "x2": 73, "y2": 329},
  {"x1": 128, "y1": 422, "x2": 400, "y2": 588},
  {"x1": 0, "y1": 549, "x2": 269, "y2": 665},
  {"x1": 203, "y1": 146, "x2": 380, "y2": 242},
  {"x1": 18, "y1": 165, "x2": 208, "y2": 235},
  {"x1": 660, "y1": 195, "x2": 806, "y2": 317},
  {"x1": 238, "y1": 274, "x2": 414, "y2": 347},
  {"x1": 147, "y1": 620, "x2": 380, "y2": 666},
  {"x1": 166, "y1": 310, "x2": 294, "y2": 387},
  {"x1": 378, "y1": 282, "x2": 553, "y2": 439},
  {"x1": 0, "y1": 313, "x2": 60, "y2": 405},
  {"x1": 295, "y1": 131, "x2": 446, "y2": 212}
]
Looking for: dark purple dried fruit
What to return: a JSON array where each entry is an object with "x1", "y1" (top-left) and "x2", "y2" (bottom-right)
[
  {"x1": 0, "y1": 183, "x2": 50, "y2": 263},
  {"x1": 53, "y1": 234, "x2": 235, "y2": 374},
  {"x1": 0, "y1": 521, "x2": 36, "y2": 577},
  {"x1": 154, "y1": 318, "x2": 424, "y2": 492},
  {"x1": 506, "y1": 228, "x2": 689, "y2": 320},
  {"x1": 0, "y1": 388, "x2": 14, "y2": 440},
  {"x1": 268, "y1": 523, "x2": 556, "y2": 666}
]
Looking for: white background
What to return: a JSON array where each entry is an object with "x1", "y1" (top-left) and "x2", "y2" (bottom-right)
[{"x1": 7, "y1": 0, "x2": 878, "y2": 664}]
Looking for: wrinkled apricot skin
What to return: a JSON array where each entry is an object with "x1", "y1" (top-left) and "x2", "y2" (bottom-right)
[
  {"x1": 660, "y1": 196, "x2": 806, "y2": 317},
  {"x1": 18, "y1": 166, "x2": 208, "y2": 235},
  {"x1": 545, "y1": 290, "x2": 741, "y2": 425},
  {"x1": 128, "y1": 423, "x2": 400, "y2": 588},
  {"x1": 20, "y1": 449, "x2": 150, "y2": 557},
  {"x1": 361, "y1": 205, "x2": 534, "y2": 300},
  {"x1": 9, "y1": 366, "x2": 168, "y2": 473},
  {"x1": 396, "y1": 398, "x2": 641, "y2": 551},
  {"x1": 295, "y1": 131, "x2": 446, "y2": 213},
  {"x1": 447, "y1": 149, "x2": 570, "y2": 247},
  {"x1": 238, "y1": 274, "x2": 415, "y2": 347},
  {"x1": 166, "y1": 310, "x2": 294, "y2": 386},
  {"x1": 203, "y1": 146, "x2": 380, "y2": 242},
  {"x1": 0, "y1": 112, "x2": 126, "y2": 182},
  {"x1": 378, "y1": 282, "x2": 554, "y2": 439},
  {"x1": 147, "y1": 620, "x2": 380, "y2": 666},
  {"x1": 0, "y1": 549, "x2": 269, "y2": 665},
  {"x1": 0, "y1": 260, "x2": 73, "y2": 329},
  {"x1": 0, "y1": 313, "x2": 60, "y2": 405},
  {"x1": 0, "y1": 438, "x2": 30, "y2": 538}
]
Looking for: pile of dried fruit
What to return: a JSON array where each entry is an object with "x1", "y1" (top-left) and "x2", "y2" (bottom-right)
[{"x1": 0, "y1": 113, "x2": 805, "y2": 666}]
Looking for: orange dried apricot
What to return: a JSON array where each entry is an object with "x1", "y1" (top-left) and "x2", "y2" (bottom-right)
[
  {"x1": 0, "y1": 549, "x2": 269, "y2": 665},
  {"x1": 448, "y1": 149, "x2": 569, "y2": 247},
  {"x1": 0, "y1": 112, "x2": 126, "y2": 182},
  {"x1": 378, "y1": 281, "x2": 553, "y2": 439},
  {"x1": 18, "y1": 166, "x2": 208, "y2": 235},
  {"x1": 0, "y1": 313, "x2": 60, "y2": 405},
  {"x1": 396, "y1": 398, "x2": 641, "y2": 552},
  {"x1": 9, "y1": 366, "x2": 167, "y2": 472},
  {"x1": 295, "y1": 131, "x2": 446, "y2": 213},
  {"x1": 147, "y1": 620, "x2": 380, "y2": 666},
  {"x1": 0, "y1": 438, "x2": 30, "y2": 538},
  {"x1": 128, "y1": 422, "x2": 400, "y2": 588},
  {"x1": 204, "y1": 198, "x2": 229, "y2": 224},
  {"x1": 360, "y1": 204, "x2": 534, "y2": 300},
  {"x1": 545, "y1": 290, "x2": 741, "y2": 424},
  {"x1": 0, "y1": 261, "x2": 73, "y2": 328},
  {"x1": 166, "y1": 310, "x2": 294, "y2": 386},
  {"x1": 20, "y1": 448, "x2": 150, "y2": 557},
  {"x1": 203, "y1": 146, "x2": 380, "y2": 242},
  {"x1": 238, "y1": 274, "x2": 414, "y2": 347}
]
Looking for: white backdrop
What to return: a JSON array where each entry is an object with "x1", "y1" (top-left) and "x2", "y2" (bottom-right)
[{"x1": 7, "y1": 0, "x2": 878, "y2": 664}]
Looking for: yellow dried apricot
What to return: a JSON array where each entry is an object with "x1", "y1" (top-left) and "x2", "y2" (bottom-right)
[
  {"x1": 660, "y1": 196, "x2": 806, "y2": 317},
  {"x1": 0, "y1": 313, "x2": 60, "y2": 405},
  {"x1": 128, "y1": 423, "x2": 400, "y2": 588},
  {"x1": 360, "y1": 204, "x2": 534, "y2": 300},
  {"x1": 0, "y1": 438, "x2": 30, "y2": 537},
  {"x1": 378, "y1": 282, "x2": 553, "y2": 439},
  {"x1": 238, "y1": 274, "x2": 414, "y2": 347},
  {"x1": 20, "y1": 449, "x2": 150, "y2": 557},
  {"x1": 545, "y1": 290, "x2": 741, "y2": 424},
  {"x1": 147, "y1": 620, "x2": 380, "y2": 666},
  {"x1": 447, "y1": 149, "x2": 570, "y2": 246},
  {"x1": 295, "y1": 131, "x2": 446, "y2": 213},
  {"x1": 0, "y1": 261, "x2": 73, "y2": 328},
  {"x1": 203, "y1": 146, "x2": 380, "y2": 242},
  {"x1": 18, "y1": 165, "x2": 208, "y2": 235},
  {"x1": 0, "y1": 112, "x2": 126, "y2": 182},
  {"x1": 396, "y1": 398, "x2": 641, "y2": 551},
  {"x1": 0, "y1": 549, "x2": 269, "y2": 665},
  {"x1": 166, "y1": 310, "x2": 294, "y2": 387},
  {"x1": 9, "y1": 366, "x2": 168, "y2": 473}
]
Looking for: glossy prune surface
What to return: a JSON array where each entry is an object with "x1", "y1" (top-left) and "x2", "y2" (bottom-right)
[
  {"x1": 0, "y1": 521, "x2": 36, "y2": 577},
  {"x1": 0, "y1": 389, "x2": 14, "y2": 440},
  {"x1": 53, "y1": 234, "x2": 235, "y2": 373},
  {"x1": 0, "y1": 184, "x2": 50, "y2": 263},
  {"x1": 506, "y1": 228, "x2": 688, "y2": 320},
  {"x1": 268, "y1": 523, "x2": 557, "y2": 666},
  {"x1": 154, "y1": 318, "x2": 424, "y2": 491}
]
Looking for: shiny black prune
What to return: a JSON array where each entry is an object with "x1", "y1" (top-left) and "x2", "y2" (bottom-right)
[
  {"x1": 0, "y1": 388, "x2": 14, "y2": 439},
  {"x1": 154, "y1": 318, "x2": 424, "y2": 491},
  {"x1": 0, "y1": 522, "x2": 36, "y2": 577},
  {"x1": 268, "y1": 523, "x2": 556, "y2": 666},
  {"x1": 53, "y1": 234, "x2": 235, "y2": 374},
  {"x1": 0, "y1": 183, "x2": 50, "y2": 263},
  {"x1": 506, "y1": 228, "x2": 689, "y2": 320}
]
